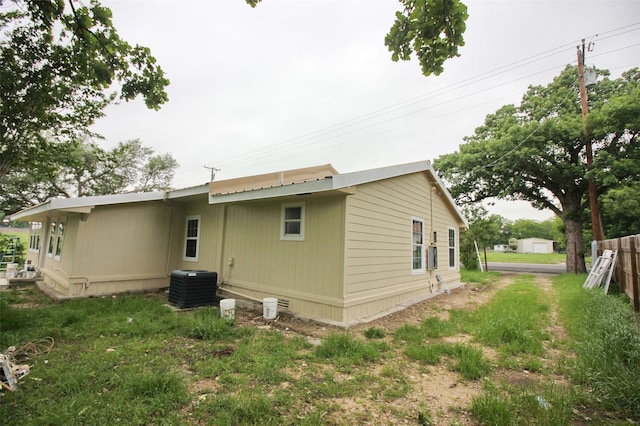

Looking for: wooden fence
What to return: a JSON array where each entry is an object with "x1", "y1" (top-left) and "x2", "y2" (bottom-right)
[{"x1": 599, "y1": 234, "x2": 640, "y2": 312}]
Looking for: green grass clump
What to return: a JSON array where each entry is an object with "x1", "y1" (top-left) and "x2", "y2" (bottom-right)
[
  {"x1": 460, "y1": 269, "x2": 501, "y2": 286},
  {"x1": 187, "y1": 306, "x2": 241, "y2": 341},
  {"x1": 471, "y1": 382, "x2": 573, "y2": 426},
  {"x1": 470, "y1": 275, "x2": 549, "y2": 357},
  {"x1": 194, "y1": 390, "x2": 283, "y2": 425},
  {"x1": 554, "y1": 273, "x2": 640, "y2": 420},
  {"x1": 363, "y1": 326, "x2": 386, "y2": 339},
  {"x1": 405, "y1": 343, "x2": 491, "y2": 380},
  {"x1": 315, "y1": 332, "x2": 386, "y2": 365}
]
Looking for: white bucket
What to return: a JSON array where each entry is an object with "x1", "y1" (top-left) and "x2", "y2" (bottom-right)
[
  {"x1": 219, "y1": 298, "x2": 236, "y2": 320},
  {"x1": 263, "y1": 297, "x2": 278, "y2": 319},
  {"x1": 6, "y1": 263, "x2": 18, "y2": 279}
]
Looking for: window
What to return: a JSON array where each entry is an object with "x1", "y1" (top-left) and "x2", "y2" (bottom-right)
[
  {"x1": 184, "y1": 215, "x2": 200, "y2": 261},
  {"x1": 280, "y1": 203, "x2": 305, "y2": 241},
  {"x1": 448, "y1": 227, "x2": 456, "y2": 269},
  {"x1": 412, "y1": 217, "x2": 425, "y2": 274},
  {"x1": 29, "y1": 222, "x2": 42, "y2": 251},
  {"x1": 54, "y1": 220, "x2": 65, "y2": 259},
  {"x1": 47, "y1": 221, "x2": 56, "y2": 257}
]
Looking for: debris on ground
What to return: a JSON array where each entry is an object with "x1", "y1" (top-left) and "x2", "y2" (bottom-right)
[{"x1": 0, "y1": 338, "x2": 55, "y2": 392}]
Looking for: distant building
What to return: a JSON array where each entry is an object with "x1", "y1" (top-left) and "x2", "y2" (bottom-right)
[
  {"x1": 517, "y1": 238, "x2": 554, "y2": 254},
  {"x1": 493, "y1": 244, "x2": 509, "y2": 252}
]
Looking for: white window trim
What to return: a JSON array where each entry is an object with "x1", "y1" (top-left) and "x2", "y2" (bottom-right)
[
  {"x1": 280, "y1": 203, "x2": 305, "y2": 241},
  {"x1": 54, "y1": 219, "x2": 66, "y2": 261},
  {"x1": 411, "y1": 216, "x2": 425, "y2": 275},
  {"x1": 183, "y1": 215, "x2": 201, "y2": 262},
  {"x1": 47, "y1": 220, "x2": 57, "y2": 258},
  {"x1": 29, "y1": 222, "x2": 42, "y2": 252},
  {"x1": 448, "y1": 226, "x2": 457, "y2": 270}
]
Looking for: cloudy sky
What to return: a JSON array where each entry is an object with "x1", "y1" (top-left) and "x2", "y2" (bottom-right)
[{"x1": 91, "y1": 0, "x2": 640, "y2": 221}]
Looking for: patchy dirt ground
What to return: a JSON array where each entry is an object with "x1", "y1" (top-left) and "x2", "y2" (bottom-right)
[{"x1": 215, "y1": 273, "x2": 567, "y2": 425}]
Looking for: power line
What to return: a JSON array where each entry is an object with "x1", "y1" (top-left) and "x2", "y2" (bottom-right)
[{"x1": 172, "y1": 22, "x2": 640, "y2": 183}]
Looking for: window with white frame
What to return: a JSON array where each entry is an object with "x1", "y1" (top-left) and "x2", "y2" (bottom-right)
[
  {"x1": 47, "y1": 221, "x2": 56, "y2": 257},
  {"x1": 184, "y1": 215, "x2": 200, "y2": 261},
  {"x1": 280, "y1": 203, "x2": 305, "y2": 241},
  {"x1": 448, "y1": 227, "x2": 456, "y2": 269},
  {"x1": 29, "y1": 222, "x2": 42, "y2": 251},
  {"x1": 412, "y1": 217, "x2": 425, "y2": 274},
  {"x1": 54, "y1": 220, "x2": 65, "y2": 259}
]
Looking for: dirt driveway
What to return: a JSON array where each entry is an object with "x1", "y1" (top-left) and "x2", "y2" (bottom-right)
[{"x1": 229, "y1": 273, "x2": 565, "y2": 425}]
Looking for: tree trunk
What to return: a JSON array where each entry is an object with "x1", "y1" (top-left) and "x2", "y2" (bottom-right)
[{"x1": 563, "y1": 216, "x2": 586, "y2": 273}]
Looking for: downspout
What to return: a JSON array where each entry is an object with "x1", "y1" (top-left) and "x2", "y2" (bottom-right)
[
  {"x1": 163, "y1": 192, "x2": 175, "y2": 276},
  {"x1": 218, "y1": 204, "x2": 229, "y2": 283},
  {"x1": 430, "y1": 185, "x2": 435, "y2": 245}
]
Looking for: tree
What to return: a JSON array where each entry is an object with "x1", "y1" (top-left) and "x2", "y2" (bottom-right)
[
  {"x1": 510, "y1": 219, "x2": 555, "y2": 241},
  {"x1": 0, "y1": 139, "x2": 178, "y2": 213},
  {"x1": 458, "y1": 204, "x2": 498, "y2": 269},
  {"x1": 600, "y1": 186, "x2": 640, "y2": 238},
  {"x1": 384, "y1": 0, "x2": 468, "y2": 76},
  {"x1": 433, "y1": 66, "x2": 640, "y2": 273},
  {"x1": 244, "y1": 0, "x2": 469, "y2": 77},
  {"x1": 0, "y1": 0, "x2": 170, "y2": 179}
]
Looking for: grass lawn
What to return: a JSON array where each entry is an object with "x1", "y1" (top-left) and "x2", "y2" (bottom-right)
[
  {"x1": 483, "y1": 251, "x2": 566, "y2": 264},
  {"x1": 1, "y1": 273, "x2": 638, "y2": 424}
]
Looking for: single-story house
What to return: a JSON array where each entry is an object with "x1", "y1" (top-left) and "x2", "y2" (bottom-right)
[
  {"x1": 11, "y1": 161, "x2": 468, "y2": 326},
  {"x1": 517, "y1": 238, "x2": 554, "y2": 254}
]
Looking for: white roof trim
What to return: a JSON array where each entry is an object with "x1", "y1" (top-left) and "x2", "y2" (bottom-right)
[
  {"x1": 11, "y1": 161, "x2": 467, "y2": 227},
  {"x1": 166, "y1": 184, "x2": 210, "y2": 199},
  {"x1": 10, "y1": 191, "x2": 166, "y2": 221},
  {"x1": 207, "y1": 160, "x2": 467, "y2": 227}
]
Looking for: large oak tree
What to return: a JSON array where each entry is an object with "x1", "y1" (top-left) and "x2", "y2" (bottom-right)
[{"x1": 433, "y1": 66, "x2": 640, "y2": 273}]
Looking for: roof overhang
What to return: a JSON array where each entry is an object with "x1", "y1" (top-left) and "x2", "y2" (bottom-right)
[
  {"x1": 10, "y1": 192, "x2": 166, "y2": 222},
  {"x1": 208, "y1": 160, "x2": 468, "y2": 229}
]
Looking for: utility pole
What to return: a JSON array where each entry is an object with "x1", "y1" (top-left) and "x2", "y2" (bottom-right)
[
  {"x1": 577, "y1": 39, "x2": 605, "y2": 242},
  {"x1": 204, "y1": 165, "x2": 221, "y2": 182}
]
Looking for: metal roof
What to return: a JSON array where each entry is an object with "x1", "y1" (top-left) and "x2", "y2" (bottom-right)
[{"x1": 11, "y1": 161, "x2": 467, "y2": 227}]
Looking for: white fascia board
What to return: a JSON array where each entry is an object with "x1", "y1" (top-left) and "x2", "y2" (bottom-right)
[
  {"x1": 10, "y1": 191, "x2": 166, "y2": 221},
  {"x1": 166, "y1": 184, "x2": 210, "y2": 200},
  {"x1": 51, "y1": 192, "x2": 165, "y2": 208},
  {"x1": 10, "y1": 202, "x2": 55, "y2": 221},
  {"x1": 429, "y1": 167, "x2": 469, "y2": 228},
  {"x1": 209, "y1": 178, "x2": 335, "y2": 204},
  {"x1": 332, "y1": 160, "x2": 431, "y2": 189},
  {"x1": 334, "y1": 160, "x2": 468, "y2": 228}
]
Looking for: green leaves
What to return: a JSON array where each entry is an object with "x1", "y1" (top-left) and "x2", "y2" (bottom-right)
[
  {"x1": 384, "y1": 0, "x2": 468, "y2": 76},
  {"x1": 0, "y1": 0, "x2": 170, "y2": 180}
]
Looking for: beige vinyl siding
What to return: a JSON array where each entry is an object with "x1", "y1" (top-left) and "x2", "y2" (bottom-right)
[
  {"x1": 222, "y1": 196, "x2": 346, "y2": 319},
  {"x1": 38, "y1": 201, "x2": 173, "y2": 296},
  {"x1": 73, "y1": 202, "x2": 172, "y2": 277},
  {"x1": 345, "y1": 173, "x2": 429, "y2": 291},
  {"x1": 343, "y1": 172, "x2": 463, "y2": 321},
  {"x1": 170, "y1": 198, "x2": 225, "y2": 273}
]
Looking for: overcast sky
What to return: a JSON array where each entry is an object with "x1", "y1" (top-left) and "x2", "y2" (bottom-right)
[{"x1": 91, "y1": 0, "x2": 640, "y2": 221}]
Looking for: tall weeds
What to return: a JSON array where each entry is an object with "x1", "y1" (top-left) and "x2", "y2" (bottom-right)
[{"x1": 554, "y1": 274, "x2": 640, "y2": 420}]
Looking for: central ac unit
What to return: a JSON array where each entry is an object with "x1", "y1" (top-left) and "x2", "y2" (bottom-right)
[{"x1": 168, "y1": 270, "x2": 218, "y2": 309}]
